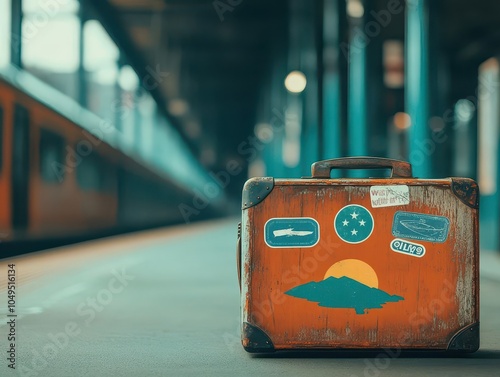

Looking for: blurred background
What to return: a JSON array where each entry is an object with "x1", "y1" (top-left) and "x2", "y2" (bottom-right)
[
  {"x1": 0, "y1": 0, "x2": 499, "y2": 253},
  {"x1": 2, "y1": 4, "x2": 500, "y2": 374}
]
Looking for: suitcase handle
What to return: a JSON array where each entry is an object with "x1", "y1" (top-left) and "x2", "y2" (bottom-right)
[{"x1": 311, "y1": 157, "x2": 413, "y2": 178}]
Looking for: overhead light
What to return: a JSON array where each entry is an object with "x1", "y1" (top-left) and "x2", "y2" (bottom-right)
[
  {"x1": 393, "y1": 112, "x2": 411, "y2": 130},
  {"x1": 255, "y1": 123, "x2": 274, "y2": 143},
  {"x1": 118, "y1": 65, "x2": 139, "y2": 91},
  {"x1": 168, "y1": 99, "x2": 189, "y2": 116},
  {"x1": 347, "y1": 0, "x2": 364, "y2": 18},
  {"x1": 455, "y1": 99, "x2": 475, "y2": 122},
  {"x1": 285, "y1": 71, "x2": 307, "y2": 93}
]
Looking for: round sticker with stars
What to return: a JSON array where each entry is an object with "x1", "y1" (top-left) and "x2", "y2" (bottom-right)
[{"x1": 334, "y1": 204, "x2": 374, "y2": 244}]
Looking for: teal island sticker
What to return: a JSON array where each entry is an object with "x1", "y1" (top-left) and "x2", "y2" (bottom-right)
[
  {"x1": 285, "y1": 276, "x2": 404, "y2": 315},
  {"x1": 392, "y1": 211, "x2": 450, "y2": 243},
  {"x1": 264, "y1": 218, "x2": 320, "y2": 248}
]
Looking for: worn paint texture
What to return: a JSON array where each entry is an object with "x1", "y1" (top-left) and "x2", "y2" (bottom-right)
[{"x1": 241, "y1": 178, "x2": 479, "y2": 351}]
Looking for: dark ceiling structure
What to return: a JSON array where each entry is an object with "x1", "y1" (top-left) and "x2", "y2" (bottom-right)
[
  {"x1": 89, "y1": 0, "x2": 289, "y2": 174},
  {"x1": 86, "y1": 0, "x2": 500, "y2": 185}
]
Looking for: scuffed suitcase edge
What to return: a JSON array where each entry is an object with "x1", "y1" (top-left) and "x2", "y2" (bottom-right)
[
  {"x1": 242, "y1": 322, "x2": 276, "y2": 353},
  {"x1": 451, "y1": 178, "x2": 479, "y2": 209},
  {"x1": 242, "y1": 177, "x2": 275, "y2": 209},
  {"x1": 237, "y1": 222, "x2": 242, "y2": 289},
  {"x1": 447, "y1": 323, "x2": 480, "y2": 353}
]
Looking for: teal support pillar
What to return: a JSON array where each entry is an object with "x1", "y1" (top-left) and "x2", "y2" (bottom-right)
[
  {"x1": 283, "y1": 0, "x2": 306, "y2": 178},
  {"x1": 10, "y1": 0, "x2": 22, "y2": 67},
  {"x1": 405, "y1": 0, "x2": 431, "y2": 177},
  {"x1": 347, "y1": 47, "x2": 367, "y2": 160},
  {"x1": 300, "y1": 2, "x2": 320, "y2": 177},
  {"x1": 78, "y1": 2, "x2": 88, "y2": 108},
  {"x1": 322, "y1": 0, "x2": 346, "y2": 175},
  {"x1": 347, "y1": 7, "x2": 368, "y2": 177}
]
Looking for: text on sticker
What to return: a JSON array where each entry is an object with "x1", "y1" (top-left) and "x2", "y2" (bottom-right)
[
  {"x1": 390, "y1": 238, "x2": 426, "y2": 258},
  {"x1": 370, "y1": 185, "x2": 410, "y2": 208}
]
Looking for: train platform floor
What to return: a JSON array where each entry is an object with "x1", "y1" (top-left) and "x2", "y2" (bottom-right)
[{"x1": 0, "y1": 218, "x2": 499, "y2": 377}]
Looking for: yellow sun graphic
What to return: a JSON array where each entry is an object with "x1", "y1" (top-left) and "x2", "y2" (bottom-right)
[{"x1": 324, "y1": 259, "x2": 379, "y2": 288}]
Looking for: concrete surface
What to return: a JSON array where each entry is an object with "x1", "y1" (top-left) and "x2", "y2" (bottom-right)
[{"x1": 0, "y1": 219, "x2": 499, "y2": 377}]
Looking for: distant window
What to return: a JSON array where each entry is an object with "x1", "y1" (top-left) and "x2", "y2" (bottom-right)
[
  {"x1": 0, "y1": 1, "x2": 11, "y2": 68},
  {"x1": 39, "y1": 129, "x2": 65, "y2": 183},
  {"x1": 76, "y1": 151, "x2": 115, "y2": 193},
  {"x1": 84, "y1": 20, "x2": 120, "y2": 122},
  {"x1": 21, "y1": 1, "x2": 80, "y2": 99}
]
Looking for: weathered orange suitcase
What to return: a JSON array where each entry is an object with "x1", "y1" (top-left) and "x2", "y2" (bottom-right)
[{"x1": 238, "y1": 157, "x2": 479, "y2": 353}]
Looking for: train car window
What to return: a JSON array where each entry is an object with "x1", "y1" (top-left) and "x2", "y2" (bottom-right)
[
  {"x1": 99, "y1": 159, "x2": 116, "y2": 193},
  {"x1": 0, "y1": 106, "x2": 3, "y2": 172},
  {"x1": 39, "y1": 129, "x2": 66, "y2": 183},
  {"x1": 12, "y1": 104, "x2": 30, "y2": 230},
  {"x1": 76, "y1": 152, "x2": 115, "y2": 193}
]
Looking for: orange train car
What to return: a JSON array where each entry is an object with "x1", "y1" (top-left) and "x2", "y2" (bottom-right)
[
  {"x1": 239, "y1": 157, "x2": 479, "y2": 352},
  {"x1": 0, "y1": 84, "x2": 117, "y2": 240},
  {"x1": 0, "y1": 68, "x2": 213, "y2": 248}
]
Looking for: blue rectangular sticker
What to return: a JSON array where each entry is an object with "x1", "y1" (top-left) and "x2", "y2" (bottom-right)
[
  {"x1": 265, "y1": 218, "x2": 320, "y2": 248},
  {"x1": 392, "y1": 211, "x2": 450, "y2": 243}
]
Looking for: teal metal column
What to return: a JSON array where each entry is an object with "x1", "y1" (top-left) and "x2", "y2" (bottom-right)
[
  {"x1": 300, "y1": 1, "x2": 320, "y2": 177},
  {"x1": 270, "y1": 61, "x2": 288, "y2": 178},
  {"x1": 78, "y1": 2, "x2": 88, "y2": 108},
  {"x1": 283, "y1": 0, "x2": 305, "y2": 178},
  {"x1": 347, "y1": 4, "x2": 367, "y2": 177},
  {"x1": 322, "y1": 0, "x2": 345, "y2": 168},
  {"x1": 10, "y1": 0, "x2": 22, "y2": 67},
  {"x1": 405, "y1": 0, "x2": 431, "y2": 177},
  {"x1": 347, "y1": 49, "x2": 367, "y2": 159}
]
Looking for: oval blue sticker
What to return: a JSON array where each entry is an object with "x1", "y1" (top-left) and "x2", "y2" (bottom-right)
[
  {"x1": 390, "y1": 238, "x2": 426, "y2": 257},
  {"x1": 264, "y1": 218, "x2": 320, "y2": 248}
]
